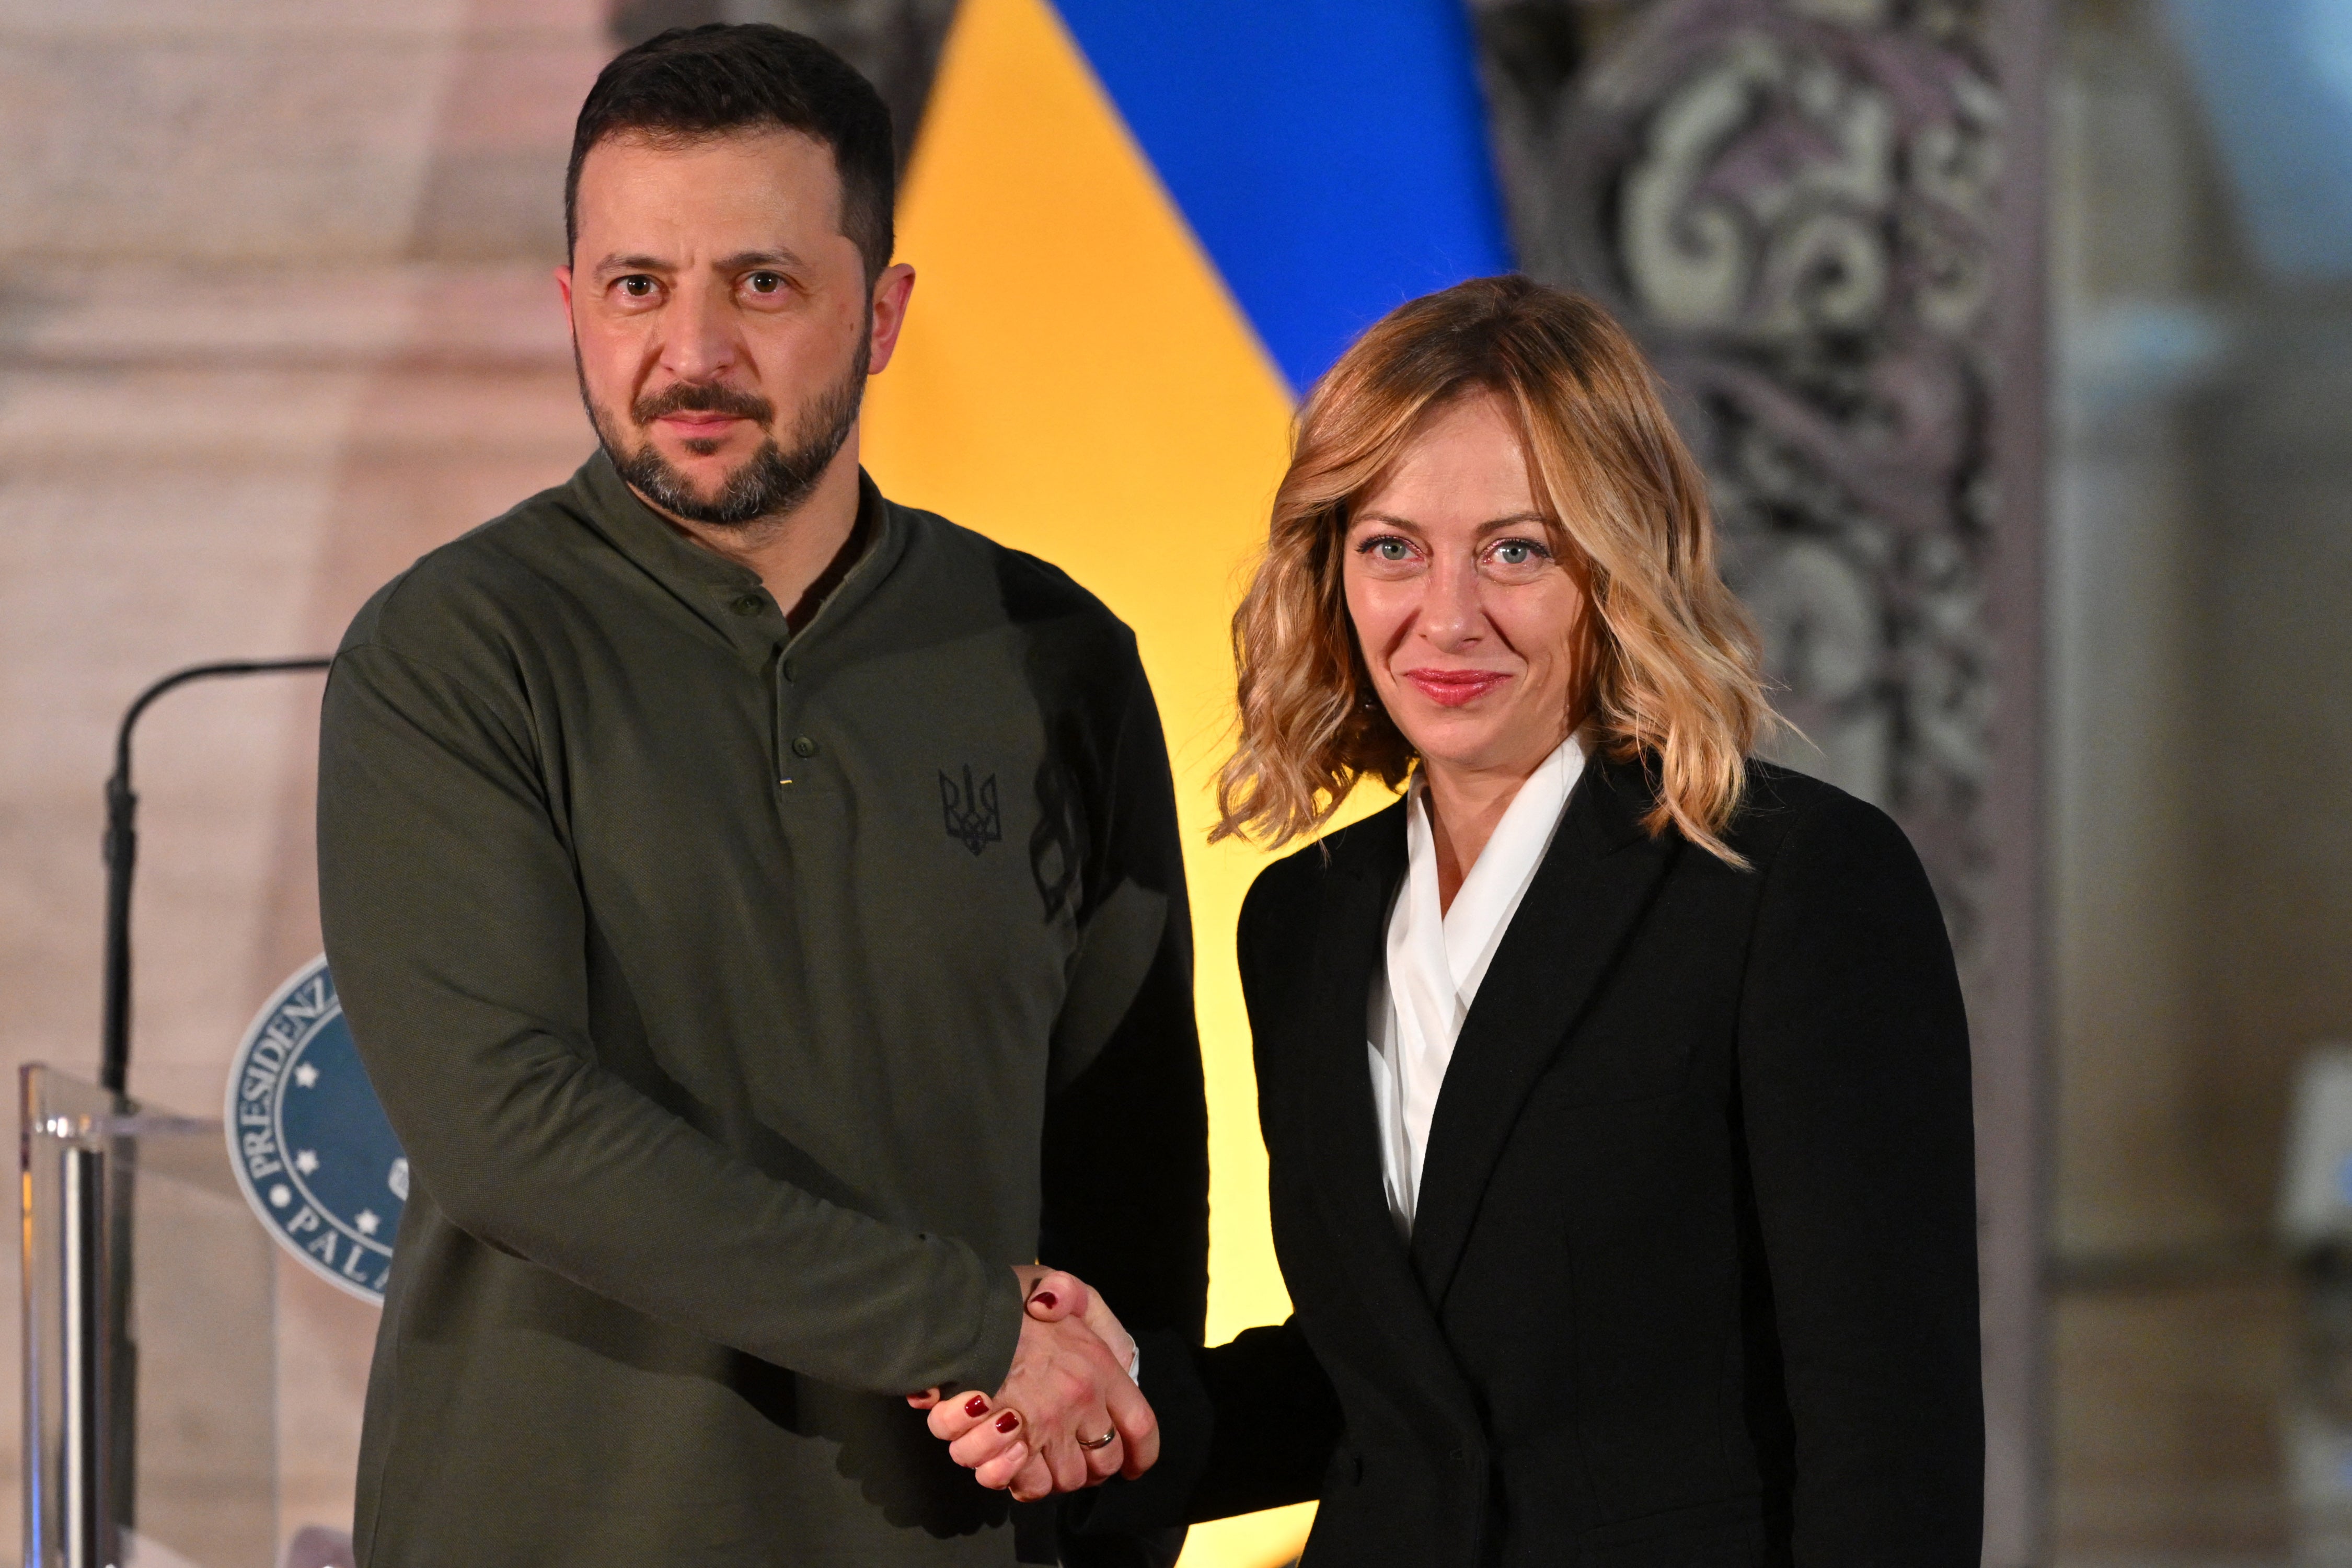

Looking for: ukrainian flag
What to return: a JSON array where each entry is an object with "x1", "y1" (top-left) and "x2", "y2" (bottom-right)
[{"x1": 862, "y1": 5, "x2": 1509, "y2": 1560}]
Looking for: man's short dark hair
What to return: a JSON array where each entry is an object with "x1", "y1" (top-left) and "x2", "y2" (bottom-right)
[{"x1": 567, "y1": 24, "x2": 895, "y2": 283}]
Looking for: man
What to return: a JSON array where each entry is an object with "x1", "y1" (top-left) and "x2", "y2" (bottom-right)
[{"x1": 317, "y1": 25, "x2": 1206, "y2": 1566}]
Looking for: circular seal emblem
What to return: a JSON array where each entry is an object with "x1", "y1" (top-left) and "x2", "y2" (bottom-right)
[{"x1": 225, "y1": 955, "x2": 406, "y2": 1304}]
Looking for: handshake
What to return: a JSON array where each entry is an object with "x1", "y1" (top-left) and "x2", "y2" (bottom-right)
[{"x1": 907, "y1": 1264, "x2": 1155, "y2": 1502}]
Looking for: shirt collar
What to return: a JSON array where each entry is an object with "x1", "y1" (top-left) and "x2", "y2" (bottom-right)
[{"x1": 567, "y1": 447, "x2": 904, "y2": 664}]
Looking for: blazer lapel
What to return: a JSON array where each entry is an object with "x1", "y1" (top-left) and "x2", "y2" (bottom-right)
[
  {"x1": 1302, "y1": 827, "x2": 1403, "y2": 1270},
  {"x1": 1299, "y1": 808, "x2": 1485, "y2": 1427},
  {"x1": 1406, "y1": 756, "x2": 1680, "y2": 1306}
]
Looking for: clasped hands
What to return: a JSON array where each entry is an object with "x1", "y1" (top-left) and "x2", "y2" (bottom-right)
[{"x1": 908, "y1": 1264, "x2": 1154, "y2": 1502}]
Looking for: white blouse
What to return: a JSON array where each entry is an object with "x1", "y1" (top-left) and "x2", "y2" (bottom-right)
[{"x1": 1365, "y1": 733, "x2": 1587, "y2": 1237}]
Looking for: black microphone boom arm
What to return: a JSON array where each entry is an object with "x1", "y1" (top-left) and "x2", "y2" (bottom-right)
[{"x1": 100, "y1": 657, "x2": 333, "y2": 1096}]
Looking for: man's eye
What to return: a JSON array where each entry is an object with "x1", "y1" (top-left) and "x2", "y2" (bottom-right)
[
  {"x1": 618, "y1": 276, "x2": 656, "y2": 298},
  {"x1": 746, "y1": 272, "x2": 785, "y2": 294}
]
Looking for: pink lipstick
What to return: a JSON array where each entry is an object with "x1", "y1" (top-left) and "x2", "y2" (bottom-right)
[{"x1": 1402, "y1": 668, "x2": 1510, "y2": 708}]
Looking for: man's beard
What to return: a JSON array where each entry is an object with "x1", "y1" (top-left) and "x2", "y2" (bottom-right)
[{"x1": 582, "y1": 335, "x2": 869, "y2": 529}]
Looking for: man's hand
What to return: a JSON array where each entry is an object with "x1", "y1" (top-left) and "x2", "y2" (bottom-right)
[
  {"x1": 913, "y1": 1268, "x2": 1157, "y2": 1500},
  {"x1": 906, "y1": 1267, "x2": 1138, "y2": 1411},
  {"x1": 1011, "y1": 1264, "x2": 1138, "y2": 1377}
]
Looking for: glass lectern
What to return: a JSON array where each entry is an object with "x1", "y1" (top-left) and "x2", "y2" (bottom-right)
[{"x1": 21, "y1": 1064, "x2": 282, "y2": 1568}]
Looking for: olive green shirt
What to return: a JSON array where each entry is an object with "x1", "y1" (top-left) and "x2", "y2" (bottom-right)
[{"x1": 319, "y1": 453, "x2": 1208, "y2": 1566}]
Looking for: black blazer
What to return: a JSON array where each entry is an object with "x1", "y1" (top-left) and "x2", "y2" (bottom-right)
[{"x1": 1081, "y1": 757, "x2": 1981, "y2": 1567}]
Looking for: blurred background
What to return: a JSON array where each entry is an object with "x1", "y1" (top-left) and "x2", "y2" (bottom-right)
[{"x1": 4, "y1": 0, "x2": 2351, "y2": 1564}]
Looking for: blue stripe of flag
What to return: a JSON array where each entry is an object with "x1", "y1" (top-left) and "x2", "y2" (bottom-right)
[{"x1": 1052, "y1": 0, "x2": 1515, "y2": 395}]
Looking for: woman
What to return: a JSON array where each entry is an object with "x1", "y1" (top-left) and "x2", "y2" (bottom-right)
[{"x1": 933, "y1": 276, "x2": 1981, "y2": 1566}]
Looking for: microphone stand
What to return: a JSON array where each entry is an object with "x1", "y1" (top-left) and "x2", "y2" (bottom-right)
[
  {"x1": 103, "y1": 658, "x2": 335, "y2": 1094},
  {"x1": 95, "y1": 655, "x2": 332, "y2": 1549}
]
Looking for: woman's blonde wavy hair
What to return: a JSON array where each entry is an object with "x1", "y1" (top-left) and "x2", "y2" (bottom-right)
[{"x1": 1212, "y1": 275, "x2": 1771, "y2": 866}]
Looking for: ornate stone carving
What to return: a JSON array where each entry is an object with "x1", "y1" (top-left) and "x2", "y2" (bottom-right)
[{"x1": 1484, "y1": 0, "x2": 2004, "y2": 958}]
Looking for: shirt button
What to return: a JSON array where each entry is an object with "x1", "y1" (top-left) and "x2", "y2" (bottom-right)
[
  {"x1": 791, "y1": 735, "x2": 818, "y2": 758},
  {"x1": 781, "y1": 658, "x2": 798, "y2": 682},
  {"x1": 731, "y1": 594, "x2": 764, "y2": 617}
]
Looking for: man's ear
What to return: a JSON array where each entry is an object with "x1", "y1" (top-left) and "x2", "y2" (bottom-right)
[
  {"x1": 867, "y1": 262, "x2": 917, "y2": 376},
  {"x1": 555, "y1": 264, "x2": 575, "y2": 315}
]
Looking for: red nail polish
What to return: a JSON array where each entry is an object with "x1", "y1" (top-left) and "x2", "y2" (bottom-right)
[
  {"x1": 1032, "y1": 1291, "x2": 1057, "y2": 1311},
  {"x1": 963, "y1": 1394, "x2": 988, "y2": 1418},
  {"x1": 994, "y1": 1411, "x2": 1020, "y2": 1433}
]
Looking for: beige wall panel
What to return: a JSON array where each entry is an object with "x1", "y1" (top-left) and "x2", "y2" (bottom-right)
[{"x1": 1, "y1": 0, "x2": 603, "y2": 1544}]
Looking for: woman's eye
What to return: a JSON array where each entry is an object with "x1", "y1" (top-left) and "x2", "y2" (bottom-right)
[
  {"x1": 1490, "y1": 538, "x2": 1549, "y2": 568},
  {"x1": 1365, "y1": 538, "x2": 1414, "y2": 562}
]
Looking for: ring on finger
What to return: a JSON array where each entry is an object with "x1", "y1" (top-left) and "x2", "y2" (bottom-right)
[{"x1": 1077, "y1": 1428, "x2": 1117, "y2": 1451}]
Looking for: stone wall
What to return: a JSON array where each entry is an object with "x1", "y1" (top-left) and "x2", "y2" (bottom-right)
[{"x1": 0, "y1": 0, "x2": 608, "y2": 1551}]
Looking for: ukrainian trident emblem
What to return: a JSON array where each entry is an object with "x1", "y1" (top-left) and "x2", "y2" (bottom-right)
[{"x1": 940, "y1": 764, "x2": 1001, "y2": 856}]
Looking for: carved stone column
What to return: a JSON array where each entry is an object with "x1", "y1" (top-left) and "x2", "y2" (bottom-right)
[{"x1": 1474, "y1": 1, "x2": 2050, "y2": 1558}]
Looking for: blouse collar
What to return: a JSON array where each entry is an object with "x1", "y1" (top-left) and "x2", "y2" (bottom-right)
[{"x1": 1403, "y1": 729, "x2": 1589, "y2": 1001}]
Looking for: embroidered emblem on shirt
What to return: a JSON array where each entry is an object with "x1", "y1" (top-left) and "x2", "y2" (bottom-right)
[{"x1": 940, "y1": 765, "x2": 1002, "y2": 856}]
